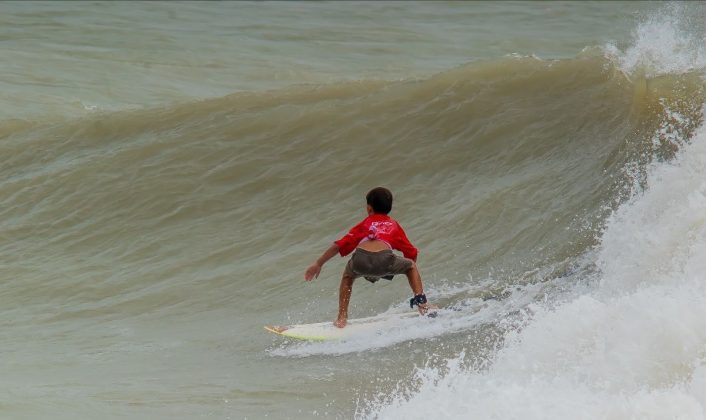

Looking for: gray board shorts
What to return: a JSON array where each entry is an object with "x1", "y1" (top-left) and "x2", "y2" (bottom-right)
[{"x1": 344, "y1": 248, "x2": 413, "y2": 283}]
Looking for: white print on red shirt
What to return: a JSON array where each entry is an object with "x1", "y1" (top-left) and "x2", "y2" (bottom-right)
[{"x1": 368, "y1": 221, "x2": 394, "y2": 239}]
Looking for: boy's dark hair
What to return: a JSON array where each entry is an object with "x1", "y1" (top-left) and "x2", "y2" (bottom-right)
[{"x1": 366, "y1": 187, "x2": 393, "y2": 214}]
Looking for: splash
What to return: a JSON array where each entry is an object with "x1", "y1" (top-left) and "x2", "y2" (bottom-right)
[{"x1": 604, "y1": 3, "x2": 706, "y2": 77}]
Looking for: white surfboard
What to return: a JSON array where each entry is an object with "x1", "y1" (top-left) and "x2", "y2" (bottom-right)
[{"x1": 265, "y1": 311, "x2": 433, "y2": 341}]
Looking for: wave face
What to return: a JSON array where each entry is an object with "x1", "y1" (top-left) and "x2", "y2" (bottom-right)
[
  {"x1": 5, "y1": 53, "x2": 702, "y2": 318},
  {"x1": 1, "y1": 2, "x2": 706, "y2": 419}
]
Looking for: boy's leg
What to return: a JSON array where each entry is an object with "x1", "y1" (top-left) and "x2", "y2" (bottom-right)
[
  {"x1": 405, "y1": 262, "x2": 430, "y2": 314},
  {"x1": 405, "y1": 262, "x2": 423, "y2": 295},
  {"x1": 335, "y1": 272, "x2": 355, "y2": 328}
]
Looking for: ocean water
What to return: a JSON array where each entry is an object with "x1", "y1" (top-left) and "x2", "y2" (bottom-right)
[{"x1": 1, "y1": 1, "x2": 706, "y2": 419}]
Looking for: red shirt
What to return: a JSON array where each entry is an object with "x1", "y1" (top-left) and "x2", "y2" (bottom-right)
[{"x1": 334, "y1": 214, "x2": 418, "y2": 261}]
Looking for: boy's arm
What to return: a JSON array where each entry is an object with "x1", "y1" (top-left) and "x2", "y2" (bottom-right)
[
  {"x1": 305, "y1": 220, "x2": 367, "y2": 281},
  {"x1": 304, "y1": 243, "x2": 340, "y2": 281}
]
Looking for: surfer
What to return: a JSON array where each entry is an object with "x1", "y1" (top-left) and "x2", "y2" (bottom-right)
[{"x1": 305, "y1": 187, "x2": 431, "y2": 328}]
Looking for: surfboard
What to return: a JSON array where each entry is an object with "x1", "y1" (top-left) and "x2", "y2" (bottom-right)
[{"x1": 265, "y1": 311, "x2": 432, "y2": 341}]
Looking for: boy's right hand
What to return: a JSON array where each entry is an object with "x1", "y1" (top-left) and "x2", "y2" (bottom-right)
[{"x1": 304, "y1": 263, "x2": 321, "y2": 281}]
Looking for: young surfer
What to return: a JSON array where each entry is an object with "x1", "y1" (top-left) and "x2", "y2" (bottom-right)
[{"x1": 304, "y1": 187, "x2": 431, "y2": 328}]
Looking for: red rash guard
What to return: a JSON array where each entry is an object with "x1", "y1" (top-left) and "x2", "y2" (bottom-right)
[{"x1": 334, "y1": 214, "x2": 418, "y2": 261}]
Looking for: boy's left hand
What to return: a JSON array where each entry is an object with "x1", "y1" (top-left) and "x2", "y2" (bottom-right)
[{"x1": 304, "y1": 263, "x2": 321, "y2": 281}]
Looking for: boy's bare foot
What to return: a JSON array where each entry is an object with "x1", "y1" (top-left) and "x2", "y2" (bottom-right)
[
  {"x1": 417, "y1": 303, "x2": 439, "y2": 316},
  {"x1": 333, "y1": 318, "x2": 347, "y2": 328}
]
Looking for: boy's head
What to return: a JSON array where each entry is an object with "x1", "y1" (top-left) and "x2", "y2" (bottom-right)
[{"x1": 366, "y1": 187, "x2": 393, "y2": 214}]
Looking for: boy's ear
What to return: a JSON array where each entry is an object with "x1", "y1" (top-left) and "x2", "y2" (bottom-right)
[{"x1": 366, "y1": 204, "x2": 373, "y2": 215}]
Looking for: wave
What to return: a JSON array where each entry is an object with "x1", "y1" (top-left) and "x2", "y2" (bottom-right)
[{"x1": 2, "y1": 50, "x2": 704, "y2": 320}]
